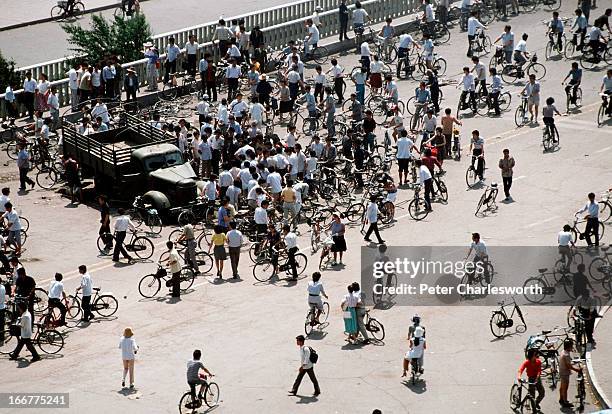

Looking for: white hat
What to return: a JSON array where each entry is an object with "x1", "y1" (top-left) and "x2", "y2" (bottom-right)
[
  {"x1": 143, "y1": 41, "x2": 153, "y2": 48},
  {"x1": 414, "y1": 326, "x2": 424, "y2": 338}
]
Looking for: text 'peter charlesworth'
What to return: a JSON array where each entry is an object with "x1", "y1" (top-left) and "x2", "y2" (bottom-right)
[{"x1": 372, "y1": 283, "x2": 544, "y2": 296}]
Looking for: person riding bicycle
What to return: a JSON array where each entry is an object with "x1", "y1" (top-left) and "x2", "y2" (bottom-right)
[
  {"x1": 402, "y1": 326, "x2": 426, "y2": 377},
  {"x1": 601, "y1": 69, "x2": 612, "y2": 116},
  {"x1": 587, "y1": 23, "x2": 608, "y2": 61},
  {"x1": 471, "y1": 56, "x2": 487, "y2": 98},
  {"x1": 459, "y1": 66, "x2": 477, "y2": 112},
  {"x1": 562, "y1": 62, "x2": 582, "y2": 106},
  {"x1": 307, "y1": 272, "x2": 329, "y2": 323},
  {"x1": 513, "y1": 33, "x2": 529, "y2": 78},
  {"x1": 398, "y1": 32, "x2": 419, "y2": 60},
  {"x1": 414, "y1": 81, "x2": 431, "y2": 115},
  {"x1": 517, "y1": 349, "x2": 545, "y2": 410},
  {"x1": 466, "y1": 11, "x2": 486, "y2": 58},
  {"x1": 304, "y1": 18, "x2": 320, "y2": 58},
  {"x1": 547, "y1": 11, "x2": 565, "y2": 51},
  {"x1": 488, "y1": 68, "x2": 503, "y2": 116},
  {"x1": 571, "y1": 9, "x2": 588, "y2": 50},
  {"x1": 379, "y1": 18, "x2": 396, "y2": 59},
  {"x1": 408, "y1": 313, "x2": 426, "y2": 339},
  {"x1": 542, "y1": 97, "x2": 562, "y2": 142},
  {"x1": 421, "y1": 0, "x2": 436, "y2": 38},
  {"x1": 521, "y1": 74, "x2": 540, "y2": 123},
  {"x1": 494, "y1": 25, "x2": 514, "y2": 64},
  {"x1": 186, "y1": 349, "x2": 214, "y2": 408},
  {"x1": 384, "y1": 74, "x2": 400, "y2": 105},
  {"x1": 468, "y1": 130, "x2": 485, "y2": 181},
  {"x1": 47, "y1": 272, "x2": 68, "y2": 326},
  {"x1": 465, "y1": 232, "x2": 489, "y2": 284}
]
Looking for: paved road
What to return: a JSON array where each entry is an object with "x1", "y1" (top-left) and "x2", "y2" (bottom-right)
[
  {"x1": 2, "y1": 3, "x2": 612, "y2": 414},
  {"x1": 0, "y1": 0, "x2": 300, "y2": 67}
]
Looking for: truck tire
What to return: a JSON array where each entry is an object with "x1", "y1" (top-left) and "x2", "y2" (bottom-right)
[{"x1": 142, "y1": 191, "x2": 171, "y2": 213}]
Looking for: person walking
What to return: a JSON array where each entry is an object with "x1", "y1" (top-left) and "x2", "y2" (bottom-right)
[
  {"x1": 112, "y1": 208, "x2": 135, "y2": 263},
  {"x1": 329, "y1": 213, "x2": 346, "y2": 265},
  {"x1": 226, "y1": 221, "x2": 243, "y2": 279},
  {"x1": 363, "y1": 195, "x2": 385, "y2": 244},
  {"x1": 165, "y1": 241, "x2": 183, "y2": 298},
  {"x1": 338, "y1": 0, "x2": 349, "y2": 41},
  {"x1": 498, "y1": 149, "x2": 515, "y2": 201},
  {"x1": 3, "y1": 202, "x2": 23, "y2": 255},
  {"x1": 289, "y1": 335, "x2": 321, "y2": 397},
  {"x1": 575, "y1": 192, "x2": 600, "y2": 247},
  {"x1": 341, "y1": 284, "x2": 358, "y2": 342},
  {"x1": 352, "y1": 282, "x2": 370, "y2": 344},
  {"x1": 47, "y1": 273, "x2": 67, "y2": 326},
  {"x1": 16, "y1": 144, "x2": 35, "y2": 191},
  {"x1": 76, "y1": 265, "x2": 95, "y2": 322},
  {"x1": 8, "y1": 302, "x2": 40, "y2": 363},
  {"x1": 517, "y1": 349, "x2": 545, "y2": 410},
  {"x1": 558, "y1": 339, "x2": 580, "y2": 408},
  {"x1": 98, "y1": 196, "x2": 113, "y2": 251},
  {"x1": 208, "y1": 225, "x2": 227, "y2": 279},
  {"x1": 119, "y1": 327, "x2": 139, "y2": 389}
]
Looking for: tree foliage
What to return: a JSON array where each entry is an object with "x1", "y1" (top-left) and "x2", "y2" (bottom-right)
[
  {"x1": 0, "y1": 50, "x2": 18, "y2": 91},
  {"x1": 62, "y1": 13, "x2": 152, "y2": 65}
]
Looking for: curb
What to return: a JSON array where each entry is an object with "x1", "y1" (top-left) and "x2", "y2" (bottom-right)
[
  {"x1": 0, "y1": 1, "x2": 148, "y2": 32},
  {"x1": 585, "y1": 300, "x2": 612, "y2": 410}
]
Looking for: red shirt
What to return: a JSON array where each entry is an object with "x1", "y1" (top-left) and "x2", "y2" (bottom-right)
[
  {"x1": 518, "y1": 358, "x2": 542, "y2": 378},
  {"x1": 421, "y1": 155, "x2": 441, "y2": 174}
]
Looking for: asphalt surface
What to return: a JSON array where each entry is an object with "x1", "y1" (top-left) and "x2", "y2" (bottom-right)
[
  {"x1": 1, "y1": 2, "x2": 612, "y2": 414},
  {"x1": 0, "y1": 0, "x2": 299, "y2": 67}
]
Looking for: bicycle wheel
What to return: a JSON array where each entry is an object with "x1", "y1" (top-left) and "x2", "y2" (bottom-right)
[
  {"x1": 50, "y1": 5, "x2": 64, "y2": 18},
  {"x1": 523, "y1": 277, "x2": 545, "y2": 303},
  {"x1": 475, "y1": 192, "x2": 487, "y2": 216},
  {"x1": 438, "y1": 181, "x2": 448, "y2": 203},
  {"x1": 588, "y1": 257, "x2": 609, "y2": 282},
  {"x1": 514, "y1": 105, "x2": 526, "y2": 127},
  {"x1": 408, "y1": 198, "x2": 429, "y2": 221},
  {"x1": 380, "y1": 201, "x2": 394, "y2": 224},
  {"x1": 599, "y1": 201, "x2": 612, "y2": 222},
  {"x1": 527, "y1": 63, "x2": 546, "y2": 81},
  {"x1": 476, "y1": 96, "x2": 490, "y2": 116},
  {"x1": 598, "y1": 103, "x2": 607, "y2": 127},
  {"x1": 520, "y1": 0, "x2": 537, "y2": 12},
  {"x1": 37, "y1": 329, "x2": 64, "y2": 354},
  {"x1": 179, "y1": 392, "x2": 197, "y2": 414},
  {"x1": 344, "y1": 203, "x2": 365, "y2": 223},
  {"x1": 543, "y1": 0, "x2": 561, "y2": 11},
  {"x1": 320, "y1": 301, "x2": 330, "y2": 324},
  {"x1": 545, "y1": 42, "x2": 554, "y2": 60},
  {"x1": 304, "y1": 310, "x2": 315, "y2": 336},
  {"x1": 5, "y1": 141, "x2": 19, "y2": 160},
  {"x1": 562, "y1": 275, "x2": 576, "y2": 300},
  {"x1": 542, "y1": 129, "x2": 553, "y2": 152},
  {"x1": 177, "y1": 210, "x2": 195, "y2": 226},
  {"x1": 180, "y1": 267, "x2": 195, "y2": 292},
  {"x1": 466, "y1": 166, "x2": 479, "y2": 188},
  {"x1": 66, "y1": 295, "x2": 81, "y2": 319},
  {"x1": 312, "y1": 46, "x2": 329, "y2": 65},
  {"x1": 204, "y1": 382, "x2": 220, "y2": 407},
  {"x1": 253, "y1": 259, "x2": 274, "y2": 282},
  {"x1": 145, "y1": 214, "x2": 163, "y2": 235},
  {"x1": 94, "y1": 294, "x2": 119, "y2": 317},
  {"x1": 33, "y1": 288, "x2": 48, "y2": 314},
  {"x1": 432, "y1": 58, "x2": 447, "y2": 76},
  {"x1": 72, "y1": 1, "x2": 85, "y2": 17},
  {"x1": 497, "y1": 92, "x2": 511, "y2": 112},
  {"x1": 509, "y1": 384, "x2": 521, "y2": 410},
  {"x1": 138, "y1": 274, "x2": 161, "y2": 298},
  {"x1": 97, "y1": 233, "x2": 114, "y2": 255},
  {"x1": 435, "y1": 25, "x2": 451, "y2": 45},
  {"x1": 36, "y1": 167, "x2": 58, "y2": 189},
  {"x1": 563, "y1": 40, "x2": 577, "y2": 59},
  {"x1": 366, "y1": 317, "x2": 385, "y2": 341},
  {"x1": 500, "y1": 65, "x2": 518, "y2": 84},
  {"x1": 131, "y1": 236, "x2": 155, "y2": 260},
  {"x1": 195, "y1": 251, "x2": 214, "y2": 274},
  {"x1": 293, "y1": 253, "x2": 308, "y2": 276},
  {"x1": 489, "y1": 311, "x2": 507, "y2": 338},
  {"x1": 0, "y1": 329, "x2": 16, "y2": 354}
]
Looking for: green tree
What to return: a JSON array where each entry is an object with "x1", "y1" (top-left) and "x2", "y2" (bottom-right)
[
  {"x1": 62, "y1": 13, "x2": 152, "y2": 65},
  {"x1": 0, "y1": 50, "x2": 18, "y2": 91}
]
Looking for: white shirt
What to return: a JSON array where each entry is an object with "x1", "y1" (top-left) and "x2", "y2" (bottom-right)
[
  {"x1": 226, "y1": 65, "x2": 241, "y2": 79},
  {"x1": 408, "y1": 338, "x2": 426, "y2": 359},
  {"x1": 119, "y1": 336, "x2": 139, "y2": 360},
  {"x1": 48, "y1": 280, "x2": 64, "y2": 299},
  {"x1": 68, "y1": 69, "x2": 79, "y2": 89},
  {"x1": 19, "y1": 311, "x2": 33, "y2": 339},
  {"x1": 185, "y1": 41, "x2": 199, "y2": 54},
  {"x1": 300, "y1": 345, "x2": 313, "y2": 369},
  {"x1": 419, "y1": 165, "x2": 432, "y2": 184},
  {"x1": 284, "y1": 232, "x2": 298, "y2": 249},
  {"x1": 558, "y1": 231, "x2": 573, "y2": 247},
  {"x1": 91, "y1": 103, "x2": 110, "y2": 124},
  {"x1": 425, "y1": 4, "x2": 435, "y2": 22},
  {"x1": 266, "y1": 172, "x2": 282, "y2": 193},
  {"x1": 461, "y1": 73, "x2": 475, "y2": 91},
  {"x1": 3, "y1": 210, "x2": 21, "y2": 231},
  {"x1": 250, "y1": 103, "x2": 265, "y2": 124},
  {"x1": 473, "y1": 63, "x2": 486, "y2": 81},
  {"x1": 467, "y1": 17, "x2": 484, "y2": 36},
  {"x1": 0, "y1": 195, "x2": 10, "y2": 212},
  {"x1": 219, "y1": 171, "x2": 234, "y2": 187},
  {"x1": 423, "y1": 115, "x2": 437, "y2": 132},
  {"x1": 226, "y1": 229, "x2": 244, "y2": 248},
  {"x1": 0, "y1": 284, "x2": 5, "y2": 310},
  {"x1": 216, "y1": 105, "x2": 229, "y2": 124},
  {"x1": 196, "y1": 101, "x2": 209, "y2": 115},
  {"x1": 577, "y1": 202, "x2": 599, "y2": 218},
  {"x1": 330, "y1": 65, "x2": 343, "y2": 78},
  {"x1": 230, "y1": 100, "x2": 248, "y2": 117},
  {"x1": 366, "y1": 202, "x2": 378, "y2": 223},
  {"x1": 308, "y1": 25, "x2": 320, "y2": 43},
  {"x1": 360, "y1": 42, "x2": 371, "y2": 57},
  {"x1": 514, "y1": 39, "x2": 527, "y2": 53},
  {"x1": 204, "y1": 180, "x2": 217, "y2": 200},
  {"x1": 47, "y1": 93, "x2": 59, "y2": 110},
  {"x1": 254, "y1": 207, "x2": 268, "y2": 224},
  {"x1": 114, "y1": 215, "x2": 133, "y2": 232},
  {"x1": 471, "y1": 240, "x2": 488, "y2": 257},
  {"x1": 588, "y1": 26, "x2": 601, "y2": 41},
  {"x1": 80, "y1": 272, "x2": 93, "y2": 297},
  {"x1": 399, "y1": 34, "x2": 415, "y2": 49},
  {"x1": 23, "y1": 79, "x2": 37, "y2": 93},
  {"x1": 353, "y1": 8, "x2": 368, "y2": 24}
]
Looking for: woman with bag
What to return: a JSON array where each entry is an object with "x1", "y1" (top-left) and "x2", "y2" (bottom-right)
[
  {"x1": 328, "y1": 213, "x2": 347, "y2": 266},
  {"x1": 119, "y1": 327, "x2": 139, "y2": 389},
  {"x1": 341, "y1": 284, "x2": 358, "y2": 342}
]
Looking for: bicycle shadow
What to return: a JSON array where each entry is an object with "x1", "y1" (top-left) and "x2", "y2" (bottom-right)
[
  {"x1": 475, "y1": 207, "x2": 499, "y2": 218},
  {"x1": 401, "y1": 378, "x2": 427, "y2": 394},
  {"x1": 372, "y1": 299, "x2": 397, "y2": 311},
  {"x1": 489, "y1": 330, "x2": 526, "y2": 342},
  {"x1": 306, "y1": 329, "x2": 328, "y2": 340}
]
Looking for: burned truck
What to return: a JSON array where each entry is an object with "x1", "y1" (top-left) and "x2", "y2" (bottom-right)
[{"x1": 63, "y1": 112, "x2": 202, "y2": 216}]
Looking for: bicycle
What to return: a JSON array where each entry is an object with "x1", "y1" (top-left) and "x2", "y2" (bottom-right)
[
  {"x1": 459, "y1": 259, "x2": 495, "y2": 288},
  {"x1": 509, "y1": 379, "x2": 539, "y2": 413},
  {"x1": 514, "y1": 94, "x2": 530, "y2": 127},
  {"x1": 542, "y1": 120, "x2": 560, "y2": 152},
  {"x1": 69, "y1": 287, "x2": 119, "y2": 319},
  {"x1": 138, "y1": 263, "x2": 197, "y2": 298},
  {"x1": 129, "y1": 196, "x2": 163, "y2": 235},
  {"x1": 50, "y1": 0, "x2": 85, "y2": 19},
  {"x1": 573, "y1": 359, "x2": 586, "y2": 411},
  {"x1": 470, "y1": 29, "x2": 493, "y2": 58},
  {"x1": 563, "y1": 84, "x2": 582, "y2": 113},
  {"x1": 35, "y1": 160, "x2": 67, "y2": 190},
  {"x1": 598, "y1": 189, "x2": 612, "y2": 223},
  {"x1": 295, "y1": 39, "x2": 329, "y2": 65},
  {"x1": 490, "y1": 296, "x2": 527, "y2": 338},
  {"x1": 179, "y1": 376, "x2": 220, "y2": 412},
  {"x1": 588, "y1": 244, "x2": 612, "y2": 282},
  {"x1": 545, "y1": 32, "x2": 566, "y2": 60},
  {"x1": 522, "y1": 267, "x2": 565, "y2": 304},
  {"x1": 318, "y1": 234, "x2": 336, "y2": 270},
  {"x1": 0, "y1": 322, "x2": 64, "y2": 355},
  {"x1": 466, "y1": 154, "x2": 486, "y2": 188},
  {"x1": 476, "y1": 90, "x2": 512, "y2": 117},
  {"x1": 475, "y1": 183, "x2": 498, "y2": 216},
  {"x1": 97, "y1": 230, "x2": 155, "y2": 260},
  {"x1": 39, "y1": 298, "x2": 80, "y2": 329},
  {"x1": 159, "y1": 72, "x2": 200, "y2": 102},
  {"x1": 598, "y1": 93, "x2": 610, "y2": 127},
  {"x1": 408, "y1": 184, "x2": 430, "y2": 221},
  {"x1": 252, "y1": 247, "x2": 308, "y2": 282},
  {"x1": 569, "y1": 214, "x2": 605, "y2": 246},
  {"x1": 304, "y1": 301, "x2": 330, "y2": 336},
  {"x1": 415, "y1": 19, "x2": 451, "y2": 45},
  {"x1": 501, "y1": 54, "x2": 546, "y2": 84},
  {"x1": 363, "y1": 309, "x2": 385, "y2": 341},
  {"x1": 409, "y1": 356, "x2": 423, "y2": 385},
  {"x1": 579, "y1": 43, "x2": 610, "y2": 70}
]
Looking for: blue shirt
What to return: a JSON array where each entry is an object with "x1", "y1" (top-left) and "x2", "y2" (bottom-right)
[
  {"x1": 199, "y1": 59, "x2": 208, "y2": 73},
  {"x1": 228, "y1": 121, "x2": 242, "y2": 136},
  {"x1": 218, "y1": 206, "x2": 229, "y2": 228},
  {"x1": 4, "y1": 86, "x2": 15, "y2": 102},
  {"x1": 102, "y1": 66, "x2": 116, "y2": 80},
  {"x1": 491, "y1": 75, "x2": 502, "y2": 92},
  {"x1": 166, "y1": 44, "x2": 181, "y2": 62},
  {"x1": 415, "y1": 88, "x2": 431, "y2": 103},
  {"x1": 573, "y1": 15, "x2": 587, "y2": 30},
  {"x1": 569, "y1": 68, "x2": 582, "y2": 82},
  {"x1": 423, "y1": 39, "x2": 434, "y2": 53},
  {"x1": 549, "y1": 18, "x2": 563, "y2": 33},
  {"x1": 382, "y1": 25, "x2": 394, "y2": 38},
  {"x1": 305, "y1": 92, "x2": 316, "y2": 111}
]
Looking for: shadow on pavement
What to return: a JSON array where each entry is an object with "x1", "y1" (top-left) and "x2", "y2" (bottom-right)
[{"x1": 402, "y1": 378, "x2": 427, "y2": 394}]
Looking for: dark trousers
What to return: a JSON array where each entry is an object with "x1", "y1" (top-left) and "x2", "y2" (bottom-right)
[
  {"x1": 472, "y1": 148, "x2": 484, "y2": 179},
  {"x1": 502, "y1": 176, "x2": 512, "y2": 198},
  {"x1": 0, "y1": 309, "x2": 5, "y2": 341},
  {"x1": 585, "y1": 316, "x2": 595, "y2": 343},
  {"x1": 112, "y1": 231, "x2": 132, "y2": 260},
  {"x1": 314, "y1": 83, "x2": 324, "y2": 103},
  {"x1": 292, "y1": 367, "x2": 320, "y2": 394},
  {"x1": 430, "y1": 87, "x2": 440, "y2": 113},
  {"x1": 424, "y1": 178, "x2": 434, "y2": 210},
  {"x1": 467, "y1": 34, "x2": 475, "y2": 57},
  {"x1": 584, "y1": 217, "x2": 599, "y2": 246},
  {"x1": 489, "y1": 91, "x2": 501, "y2": 115},
  {"x1": 104, "y1": 78, "x2": 116, "y2": 99},
  {"x1": 125, "y1": 88, "x2": 137, "y2": 102},
  {"x1": 528, "y1": 377, "x2": 545, "y2": 405},
  {"x1": 460, "y1": 90, "x2": 476, "y2": 110},
  {"x1": 339, "y1": 19, "x2": 348, "y2": 41},
  {"x1": 205, "y1": 81, "x2": 218, "y2": 102},
  {"x1": 12, "y1": 337, "x2": 40, "y2": 359},
  {"x1": 564, "y1": 83, "x2": 578, "y2": 103},
  {"x1": 438, "y1": 5, "x2": 448, "y2": 25},
  {"x1": 19, "y1": 167, "x2": 34, "y2": 190},
  {"x1": 81, "y1": 295, "x2": 94, "y2": 321},
  {"x1": 229, "y1": 246, "x2": 240, "y2": 277},
  {"x1": 99, "y1": 224, "x2": 112, "y2": 248},
  {"x1": 48, "y1": 298, "x2": 66, "y2": 324},
  {"x1": 573, "y1": 29, "x2": 586, "y2": 49},
  {"x1": 444, "y1": 133, "x2": 452, "y2": 157},
  {"x1": 187, "y1": 54, "x2": 197, "y2": 77},
  {"x1": 288, "y1": 246, "x2": 298, "y2": 279},
  {"x1": 364, "y1": 222, "x2": 383, "y2": 243},
  {"x1": 172, "y1": 271, "x2": 181, "y2": 297},
  {"x1": 23, "y1": 92, "x2": 35, "y2": 117},
  {"x1": 333, "y1": 78, "x2": 344, "y2": 103},
  {"x1": 164, "y1": 60, "x2": 177, "y2": 84},
  {"x1": 227, "y1": 78, "x2": 239, "y2": 101},
  {"x1": 478, "y1": 79, "x2": 488, "y2": 97}
]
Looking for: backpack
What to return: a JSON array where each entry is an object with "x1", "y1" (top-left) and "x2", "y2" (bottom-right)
[{"x1": 308, "y1": 347, "x2": 318, "y2": 364}]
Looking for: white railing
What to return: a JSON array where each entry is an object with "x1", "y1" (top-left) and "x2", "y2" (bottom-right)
[{"x1": 1, "y1": 0, "x2": 424, "y2": 119}]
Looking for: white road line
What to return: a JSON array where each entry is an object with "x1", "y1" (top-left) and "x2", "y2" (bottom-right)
[
  {"x1": 595, "y1": 146, "x2": 612, "y2": 154},
  {"x1": 513, "y1": 175, "x2": 527, "y2": 181},
  {"x1": 524, "y1": 215, "x2": 561, "y2": 228}
]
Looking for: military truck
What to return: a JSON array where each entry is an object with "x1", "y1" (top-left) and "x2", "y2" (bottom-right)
[{"x1": 62, "y1": 112, "x2": 202, "y2": 216}]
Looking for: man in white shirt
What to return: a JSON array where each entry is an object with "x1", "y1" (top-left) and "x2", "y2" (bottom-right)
[
  {"x1": 282, "y1": 224, "x2": 299, "y2": 280},
  {"x1": 416, "y1": 159, "x2": 433, "y2": 212},
  {"x1": 75, "y1": 265, "x2": 95, "y2": 322},
  {"x1": 467, "y1": 11, "x2": 486, "y2": 57},
  {"x1": 289, "y1": 335, "x2": 320, "y2": 396},
  {"x1": 229, "y1": 94, "x2": 249, "y2": 121},
  {"x1": 3, "y1": 202, "x2": 22, "y2": 255},
  {"x1": 47, "y1": 86, "x2": 60, "y2": 131},
  {"x1": 254, "y1": 200, "x2": 269, "y2": 234},
  {"x1": 185, "y1": 35, "x2": 199, "y2": 77},
  {"x1": 576, "y1": 192, "x2": 600, "y2": 247},
  {"x1": 91, "y1": 99, "x2": 110, "y2": 125},
  {"x1": 112, "y1": 208, "x2": 135, "y2": 263},
  {"x1": 460, "y1": 66, "x2": 477, "y2": 112},
  {"x1": 557, "y1": 224, "x2": 575, "y2": 271},
  {"x1": 352, "y1": 2, "x2": 370, "y2": 32},
  {"x1": 9, "y1": 302, "x2": 40, "y2": 362},
  {"x1": 363, "y1": 195, "x2": 385, "y2": 244},
  {"x1": 304, "y1": 18, "x2": 320, "y2": 56},
  {"x1": 266, "y1": 166, "x2": 283, "y2": 200},
  {"x1": 513, "y1": 33, "x2": 529, "y2": 74},
  {"x1": 225, "y1": 60, "x2": 241, "y2": 100},
  {"x1": 48, "y1": 273, "x2": 67, "y2": 326},
  {"x1": 22, "y1": 72, "x2": 37, "y2": 120},
  {"x1": 0, "y1": 188, "x2": 10, "y2": 213},
  {"x1": 465, "y1": 232, "x2": 491, "y2": 283},
  {"x1": 226, "y1": 221, "x2": 244, "y2": 279}
]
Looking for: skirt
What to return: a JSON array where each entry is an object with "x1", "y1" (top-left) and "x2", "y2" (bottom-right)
[
  {"x1": 213, "y1": 245, "x2": 227, "y2": 260},
  {"x1": 370, "y1": 73, "x2": 382, "y2": 88},
  {"x1": 343, "y1": 307, "x2": 357, "y2": 334},
  {"x1": 331, "y1": 235, "x2": 347, "y2": 252}
]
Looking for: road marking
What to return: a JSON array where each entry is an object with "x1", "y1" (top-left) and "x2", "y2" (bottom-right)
[
  {"x1": 513, "y1": 175, "x2": 527, "y2": 181},
  {"x1": 524, "y1": 215, "x2": 561, "y2": 228},
  {"x1": 595, "y1": 146, "x2": 612, "y2": 154}
]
